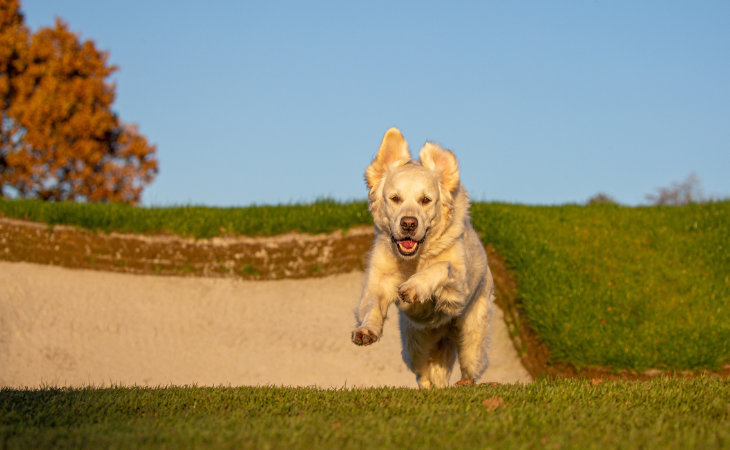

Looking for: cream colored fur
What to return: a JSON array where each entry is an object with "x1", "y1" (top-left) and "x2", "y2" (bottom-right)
[{"x1": 352, "y1": 127, "x2": 495, "y2": 389}]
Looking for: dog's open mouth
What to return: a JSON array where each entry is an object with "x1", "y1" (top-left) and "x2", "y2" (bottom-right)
[
  {"x1": 397, "y1": 239, "x2": 419, "y2": 256},
  {"x1": 391, "y1": 234, "x2": 427, "y2": 257}
]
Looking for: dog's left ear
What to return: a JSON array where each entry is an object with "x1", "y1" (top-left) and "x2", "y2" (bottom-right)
[{"x1": 419, "y1": 142, "x2": 460, "y2": 193}]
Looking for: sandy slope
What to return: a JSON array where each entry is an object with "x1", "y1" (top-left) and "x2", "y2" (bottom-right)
[{"x1": 0, "y1": 261, "x2": 531, "y2": 389}]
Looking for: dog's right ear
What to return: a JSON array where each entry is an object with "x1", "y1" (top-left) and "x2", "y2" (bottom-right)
[
  {"x1": 365, "y1": 127, "x2": 411, "y2": 192},
  {"x1": 419, "y1": 142, "x2": 460, "y2": 193}
]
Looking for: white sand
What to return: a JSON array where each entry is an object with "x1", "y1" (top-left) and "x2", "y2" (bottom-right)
[{"x1": 0, "y1": 261, "x2": 531, "y2": 389}]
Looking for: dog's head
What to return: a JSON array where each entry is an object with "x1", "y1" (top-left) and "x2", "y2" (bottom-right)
[{"x1": 365, "y1": 128, "x2": 461, "y2": 259}]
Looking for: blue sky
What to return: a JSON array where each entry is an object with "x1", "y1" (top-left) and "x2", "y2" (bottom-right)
[{"x1": 24, "y1": 1, "x2": 730, "y2": 206}]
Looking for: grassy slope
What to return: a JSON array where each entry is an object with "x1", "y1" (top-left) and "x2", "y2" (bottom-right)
[
  {"x1": 0, "y1": 198, "x2": 371, "y2": 237},
  {"x1": 472, "y1": 202, "x2": 730, "y2": 370},
  {"x1": 2, "y1": 378, "x2": 729, "y2": 449},
  {"x1": 1, "y1": 198, "x2": 728, "y2": 371}
]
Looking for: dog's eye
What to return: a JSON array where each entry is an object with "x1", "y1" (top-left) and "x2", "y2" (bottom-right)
[
  {"x1": 390, "y1": 195, "x2": 401, "y2": 204},
  {"x1": 421, "y1": 197, "x2": 431, "y2": 205}
]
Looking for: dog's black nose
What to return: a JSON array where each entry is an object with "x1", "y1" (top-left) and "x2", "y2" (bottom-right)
[{"x1": 400, "y1": 216, "x2": 418, "y2": 233}]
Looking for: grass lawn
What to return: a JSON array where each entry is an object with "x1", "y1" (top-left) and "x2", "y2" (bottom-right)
[{"x1": 1, "y1": 378, "x2": 729, "y2": 449}]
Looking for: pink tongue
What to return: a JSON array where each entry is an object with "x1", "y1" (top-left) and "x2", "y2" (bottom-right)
[{"x1": 401, "y1": 240, "x2": 415, "y2": 250}]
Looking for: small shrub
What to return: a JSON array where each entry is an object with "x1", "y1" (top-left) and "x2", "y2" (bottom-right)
[
  {"x1": 587, "y1": 193, "x2": 618, "y2": 205},
  {"x1": 646, "y1": 173, "x2": 705, "y2": 205}
]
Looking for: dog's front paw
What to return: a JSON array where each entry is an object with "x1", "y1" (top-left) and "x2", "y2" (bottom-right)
[
  {"x1": 398, "y1": 278, "x2": 431, "y2": 303},
  {"x1": 352, "y1": 327, "x2": 379, "y2": 346}
]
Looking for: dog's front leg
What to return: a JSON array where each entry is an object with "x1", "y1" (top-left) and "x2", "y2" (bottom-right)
[
  {"x1": 352, "y1": 275, "x2": 398, "y2": 346},
  {"x1": 398, "y1": 262, "x2": 465, "y2": 312}
]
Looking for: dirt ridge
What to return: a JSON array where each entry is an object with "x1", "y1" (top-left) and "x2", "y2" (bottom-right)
[{"x1": 0, "y1": 217, "x2": 373, "y2": 280}]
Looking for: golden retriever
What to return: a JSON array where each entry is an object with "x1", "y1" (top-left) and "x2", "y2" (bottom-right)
[{"x1": 352, "y1": 127, "x2": 495, "y2": 389}]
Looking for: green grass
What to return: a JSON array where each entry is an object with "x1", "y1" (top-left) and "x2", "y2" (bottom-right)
[
  {"x1": 2, "y1": 378, "x2": 729, "y2": 449},
  {"x1": 471, "y1": 202, "x2": 730, "y2": 370},
  {"x1": 1, "y1": 198, "x2": 728, "y2": 371},
  {"x1": 0, "y1": 198, "x2": 371, "y2": 238}
]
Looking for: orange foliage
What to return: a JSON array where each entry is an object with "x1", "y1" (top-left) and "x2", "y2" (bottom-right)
[{"x1": 1, "y1": 0, "x2": 157, "y2": 203}]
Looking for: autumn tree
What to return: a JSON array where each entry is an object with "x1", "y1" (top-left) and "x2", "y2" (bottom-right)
[{"x1": 0, "y1": 0, "x2": 157, "y2": 203}]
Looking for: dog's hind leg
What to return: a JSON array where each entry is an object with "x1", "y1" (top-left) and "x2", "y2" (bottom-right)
[
  {"x1": 453, "y1": 285, "x2": 493, "y2": 383},
  {"x1": 399, "y1": 314, "x2": 456, "y2": 389},
  {"x1": 425, "y1": 336, "x2": 457, "y2": 388}
]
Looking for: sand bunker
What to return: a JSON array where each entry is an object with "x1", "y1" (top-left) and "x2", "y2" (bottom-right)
[{"x1": 0, "y1": 261, "x2": 531, "y2": 388}]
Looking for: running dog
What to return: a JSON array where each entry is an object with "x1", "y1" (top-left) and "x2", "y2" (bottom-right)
[{"x1": 352, "y1": 127, "x2": 494, "y2": 389}]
